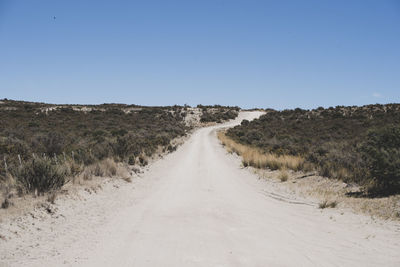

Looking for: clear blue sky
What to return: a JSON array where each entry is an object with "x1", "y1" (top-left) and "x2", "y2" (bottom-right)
[{"x1": 0, "y1": 0, "x2": 399, "y2": 109}]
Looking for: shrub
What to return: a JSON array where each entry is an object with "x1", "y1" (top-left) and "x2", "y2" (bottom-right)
[
  {"x1": 128, "y1": 155, "x2": 135, "y2": 165},
  {"x1": 32, "y1": 132, "x2": 66, "y2": 155},
  {"x1": 319, "y1": 200, "x2": 337, "y2": 209},
  {"x1": 167, "y1": 144, "x2": 176, "y2": 153},
  {"x1": 138, "y1": 155, "x2": 148, "y2": 166},
  {"x1": 13, "y1": 158, "x2": 67, "y2": 194},
  {"x1": 1, "y1": 198, "x2": 11, "y2": 209},
  {"x1": 361, "y1": 126, "x2": 400, "y2": 195},
  {"x1": 279, "y1": 169, "x2": 289, "y2": 182}
]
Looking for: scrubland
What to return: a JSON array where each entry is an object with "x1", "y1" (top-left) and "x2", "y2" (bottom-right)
[
  {"x1": 225, "y1": 104, "x2": 400, "y2": 196},
  {"x1": 0, "y1": 99, "x2": 238, "y2": 210},
  {"x1": 1, "y1": 111, "x2": 399, "y2": 266},
  {"x1": 219, "y1": 130, "x2": 400, "y2": 220}
]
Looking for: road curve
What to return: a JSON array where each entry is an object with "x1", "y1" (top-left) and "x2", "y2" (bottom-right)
[{"x1": 1, "y1": 112, "x2": 399, "y2": 266}]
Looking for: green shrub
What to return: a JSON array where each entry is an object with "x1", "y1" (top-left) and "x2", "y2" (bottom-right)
[{"x1": 361, "y1": 126, "x2": 400, "y2": 195}]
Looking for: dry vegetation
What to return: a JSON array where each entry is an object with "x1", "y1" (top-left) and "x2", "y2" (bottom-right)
[
  {"x1": 218, "y1": 104, "x2": 400, "y2": 219},
  {"x1": 0, "y1": 99, "x2": 239, "y2": 209},
  {"x1": 218, "y1": 132, "x2": 305, "y2": 171},
  {"x1": 250, "y1": 167, "x2": 400, "y2": 220},
  {"x1": 198, "y1": 105, "x2": 239, "y2": 123},
  {"x1": 226, "y1": 104, "x2": 400, "y2": 196},
  {"x1": 278, "y1": 169, "x2": 289, "y2": 182},
  {"x1": 319, "y1": 200, "x2": 337, "y2": 209}
]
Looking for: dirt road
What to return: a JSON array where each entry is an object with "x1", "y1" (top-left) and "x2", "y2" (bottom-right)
[{"x1": 1, "y1": 112, "x2": 399, "y2": 266}]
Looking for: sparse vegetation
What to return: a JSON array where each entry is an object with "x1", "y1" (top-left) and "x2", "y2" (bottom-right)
[
  {"x1": 1, "y1": 197, "x2": 11, "y2": 209},
  {"x1": 226, "y1": 104, "x2": 400, "y2": 196},
  {"x1": 278, "y1": 169, "x2": 289, "y2": 182},
  {"x1": 85, "y1": 159, "x2": 118, "y2": 178},
  {"x1": 47, "y1": 191, "x2": 57, "y2": 204},
  {"x1": 319, "y1": 200, "x2": 338, "y2": 209},
  {"x1": 198, "y1": 105, "x2": 240, "y2": 123}
]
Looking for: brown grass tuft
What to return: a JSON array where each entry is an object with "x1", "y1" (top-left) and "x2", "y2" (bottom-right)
[
  {"x1": 279, "y1": 169, "x2": 289, "y2": 182},
  {"x1": 47, "y1": 191, "x2": 57, "y2": 204},
  {"x1": 86, "y1": 158, "x2": 118, "y2": 178}
]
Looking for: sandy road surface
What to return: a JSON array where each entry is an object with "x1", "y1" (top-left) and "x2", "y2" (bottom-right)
[{"x1": 1, "y1": 112, "x2": 399, "y2": 266}]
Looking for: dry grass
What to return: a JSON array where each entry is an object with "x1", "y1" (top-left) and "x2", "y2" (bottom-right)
[
  {"x1": 278, "y1": 169, "x2": 289, "y2": 182},
  {"x1": 47, "y1": 191, "x2": 57, "y2": 204},
  {"x1": 1, "y1": 174, "x2": 15, "y2": 209},
  {"x1": 252, "y1": 167, "x2": 400, "y2": 220},
  {"x1": 76, "y1": 158, "x2": 119, "y2": 183},
  {"x1": 319, "y1": 200, "x2": 338, "y2": 209},
  {"x1": 116, "y1": 165, "x2": 132, "y2": 183},
  {"x1": 85, "y1": 158, "x2": 118, "y2": 179},
  {"x1": 218, "y1": 132, "x2": 305, "y2": 171},
  {"x1": 219, "y1": 132, "x2": 399, "y2": 220}
]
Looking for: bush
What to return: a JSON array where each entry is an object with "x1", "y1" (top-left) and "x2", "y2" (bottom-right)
[
  {"x1": 361, "y1": 126, "x2": 400, "y2": 195},
  {"x1": 319, "y1": 200, "x2": 337, "y2": 209},
  {"x1": 138, "y1": 155, "x2": 148, "y2": 166},
  {"x1": 13, "y1": 158, "x2": 67, "y2": 194},
  {"x1": 167, "y1": 144, "x2": 176, "y2": 153},
  {"x1": 128, "y1": 155, "x2": 135, "y2": 165}
]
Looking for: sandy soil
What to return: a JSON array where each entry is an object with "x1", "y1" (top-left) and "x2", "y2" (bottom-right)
[
  {"x1": 249, "y1": 168, "x2": 400, "y2": 220},
  {"x1": 1, "y1": 111, "x2": 400, "y2": 266}
]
